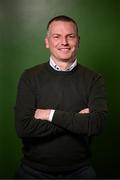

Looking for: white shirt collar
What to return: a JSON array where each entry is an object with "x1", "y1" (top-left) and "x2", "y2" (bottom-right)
[{"x1": 49, "y1": 57, "x2": 77, "y2": 72}]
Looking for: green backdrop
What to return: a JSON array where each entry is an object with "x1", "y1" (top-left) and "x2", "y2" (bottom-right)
[{"x1": 0, "y1": 0, "x2": 120, "y2": 178}]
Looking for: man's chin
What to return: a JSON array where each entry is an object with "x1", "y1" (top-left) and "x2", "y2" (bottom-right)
[
  {"x1": 59, "y1": 58, "x2": 72, "y2": 62},
  {"x1": 57, "y1": 56, "x2": 73, "y2": 62}
]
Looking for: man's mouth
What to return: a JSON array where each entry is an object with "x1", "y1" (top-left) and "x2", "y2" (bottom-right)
[{"x1": 58, "y1": 48, "x2": 70, "y2": 52}]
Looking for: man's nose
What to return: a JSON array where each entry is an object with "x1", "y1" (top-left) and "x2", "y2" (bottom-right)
[{"x1": 61, "y1": 37, "x2": 68, "y2": 45}]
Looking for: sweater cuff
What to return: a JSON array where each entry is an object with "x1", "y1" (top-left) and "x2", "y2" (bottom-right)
[{"x1": 49, "y1": 109, "x2": 55, "y2": 121}]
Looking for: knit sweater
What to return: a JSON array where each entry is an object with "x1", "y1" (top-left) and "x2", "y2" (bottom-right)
[{"x1": 15, "y1": 62, "x2": 107, "y2": 173}]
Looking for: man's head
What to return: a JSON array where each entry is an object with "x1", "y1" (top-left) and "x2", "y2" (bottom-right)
[
  {"x1": 45, "y1": 15, "x2": 80, "y2": 63},
  {"x1": 47, "y1": 15, "x2": 79, "y2": 35}
]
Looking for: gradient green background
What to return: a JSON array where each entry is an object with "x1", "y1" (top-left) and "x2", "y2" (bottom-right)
[{"x1": 0, "y1": 0, "x2": 120, "y2": 178}]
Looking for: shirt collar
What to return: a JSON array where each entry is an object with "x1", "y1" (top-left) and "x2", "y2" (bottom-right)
[{"x1": 49, "y1": 57, "x2": 77, "y2": 72}]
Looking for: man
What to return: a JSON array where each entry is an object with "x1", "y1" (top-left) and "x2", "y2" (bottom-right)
[{"x1": 14, "y1": 15, "x2": 107, "y2": 179}]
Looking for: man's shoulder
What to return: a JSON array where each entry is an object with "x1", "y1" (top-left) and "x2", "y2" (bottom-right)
[
  {"x1": 26, "y1": 62, "x2": 48, "y2": 72},
  {"x1": 22, "y1": 62, "x2": 48, "y2": 77},
  {"x1": 77, "y1": 63, "x2": 101, "y2": 78}
]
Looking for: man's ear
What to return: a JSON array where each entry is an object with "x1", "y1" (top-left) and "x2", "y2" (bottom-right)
[
  {"x1": 78, "y1": 36, "x2": 80, "y2": 48},
  {"x1": 45, "y1": 36, "x2": 49, "y2": 48}
]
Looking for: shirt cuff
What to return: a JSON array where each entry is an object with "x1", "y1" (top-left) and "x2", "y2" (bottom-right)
[{"x1": 49, "y1": 109, "x2": 55, "y2": 121}]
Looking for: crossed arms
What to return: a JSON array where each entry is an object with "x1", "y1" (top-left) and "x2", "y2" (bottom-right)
[
  {"x1": 34, "y1": 108, "x2": 90, "y2": 121},
  {"x1": 15, "y1": 71, "x2": 107, "y2": 138}
]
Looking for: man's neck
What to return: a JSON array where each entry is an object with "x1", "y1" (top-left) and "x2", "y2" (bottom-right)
[
  {"x1": 50, "y1": 56, "x2": 77, "y2": 71},
  {"x1": 55, "y1": 61, "x2": 72, "y2": 71}
]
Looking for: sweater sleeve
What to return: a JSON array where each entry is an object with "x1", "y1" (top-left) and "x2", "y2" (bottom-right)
[
  {"x1": 52, "y1": 75, "x2": 108, "y2": 136},
  {"x1": 15, "y1": 71, "x2": 66, "y2": 138}
]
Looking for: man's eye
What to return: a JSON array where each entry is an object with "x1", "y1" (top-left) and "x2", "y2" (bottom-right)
[
  {"x1": 69, "y1": 35, "x2": 75, "y2": 38},
  {"x1": 53, "y1": 36, "x2": 59, "y2": 39}
]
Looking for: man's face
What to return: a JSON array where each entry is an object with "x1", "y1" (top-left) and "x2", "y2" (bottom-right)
[{"x1": 45, "y1": 21, "x2": 80, "y2": 62}]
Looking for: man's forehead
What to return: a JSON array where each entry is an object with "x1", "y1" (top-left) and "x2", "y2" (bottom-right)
[
  {"x1": 49, "y1": 20, "x2": 76, "y2": 27},
  {"x1": 48, "y1": 21, "x2": 77, "y2": 33}
]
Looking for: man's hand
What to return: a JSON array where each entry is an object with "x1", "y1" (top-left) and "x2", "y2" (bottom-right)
[
  {"x1": 79, "y1": 108, "x2": 90, "y2": 114},
  {"x1": 34, "y1": 109, "x2": 51, "y2": 120}
]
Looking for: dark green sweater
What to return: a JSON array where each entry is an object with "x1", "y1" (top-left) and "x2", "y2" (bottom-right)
[{"x1": 15, "y1": 62, "x2": 107, "y2": 173}]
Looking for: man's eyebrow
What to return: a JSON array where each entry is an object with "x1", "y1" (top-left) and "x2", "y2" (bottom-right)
[
  {"x1": 51, "y1": 33, "x2": 77, "y2": 36},
  {"x1": 52, "y1": 33, "x2": 61, "y2": 35},
  {"x1": 67, "y1": 33, "x2": 77, "y2": 35}
]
